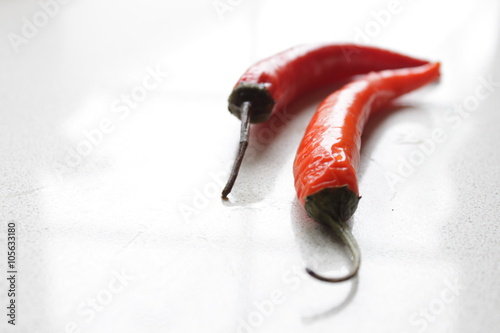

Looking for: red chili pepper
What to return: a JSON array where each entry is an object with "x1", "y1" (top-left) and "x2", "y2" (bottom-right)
[
  {"x1": 293, "y1": 62, "x2": 441, "y2": 282},
  {"x1": 222, "y1": 43, "x2": 429, "y2": 199}
]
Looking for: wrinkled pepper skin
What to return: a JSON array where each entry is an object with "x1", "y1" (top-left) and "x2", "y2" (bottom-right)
[
  {"x1": 293, "y1": 63, "x2": 441, "y2": 225},
  {"x1": 228, "y1": 43, "x2": 429, "y2": 123}
]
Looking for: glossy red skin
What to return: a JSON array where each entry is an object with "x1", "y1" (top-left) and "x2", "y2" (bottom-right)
[
  {"x1": 293, "y1": 63, "x2": 441, "y2": 205},
  {"x1": 234, "y1": 44, "x2": 429, "y2": 119}
]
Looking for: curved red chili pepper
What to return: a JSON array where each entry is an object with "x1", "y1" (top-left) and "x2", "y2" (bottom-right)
[
  {"x1": 223, "y1": 43, "x2": 430, "y2": 198},
  {"x1": 293, "y1": 62, "x2": 440, "y2": 282}
]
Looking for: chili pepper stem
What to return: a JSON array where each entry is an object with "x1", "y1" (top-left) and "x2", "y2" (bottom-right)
[
  {"x1": 222, "y1": 101, "x2": 251, "y2": 200},
  {"x1": 306, "y1": 215, "x2": 361, "y2": 283}
]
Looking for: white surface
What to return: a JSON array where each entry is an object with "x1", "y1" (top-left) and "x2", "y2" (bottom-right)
[{"x1": 1, "y1": 0, "x2": 499, "y2": 332}]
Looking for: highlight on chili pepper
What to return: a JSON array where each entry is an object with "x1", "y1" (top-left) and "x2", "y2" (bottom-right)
[
  {"x1": 294, "y1": 62, "x2": 441, "y2": 282},
  {"x1": 221, "y1": 43, "x2": 430, "y2": 199}
]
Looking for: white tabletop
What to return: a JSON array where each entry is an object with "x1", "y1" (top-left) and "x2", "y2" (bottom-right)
[{"x1": 1, "y1": 0, "x2": 499, "y2": 332}]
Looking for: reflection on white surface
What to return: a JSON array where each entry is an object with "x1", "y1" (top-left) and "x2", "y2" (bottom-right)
[{"x1": 0, "y1": 0, "x2": 499, "y2": 332}]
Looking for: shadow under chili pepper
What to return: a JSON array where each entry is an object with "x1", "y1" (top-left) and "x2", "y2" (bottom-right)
[
  {"x1": 301, "y1": 276, "x2": 359, "y2": 324},
  {"x1": 357, "y1": 101, "x2": 431, "y2": 183}
]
